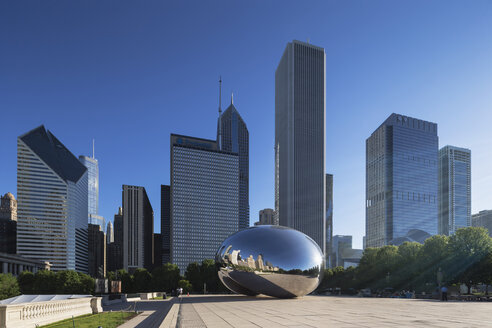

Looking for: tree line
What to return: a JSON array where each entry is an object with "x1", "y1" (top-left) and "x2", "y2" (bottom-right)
[
  {"x1": 107, "y1": 259, "x2": 227, "y2": 294},
  {"x1": 318, "y1": 227, "x2": 492, "y2": 294}
]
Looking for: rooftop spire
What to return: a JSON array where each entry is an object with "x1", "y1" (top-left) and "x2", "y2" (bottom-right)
[
  {"x1": 92, "y1": 139, "x2": 95, "y2": 159},
  {"x1": 218, "y1": 76, "x2": 223, "y2": 151},
  {"x1": 219, "y1": 76, "x2": 222, "y2": 115},
  {"x1": 231, "y1": 92, "x2": 234, "y2": 105}
]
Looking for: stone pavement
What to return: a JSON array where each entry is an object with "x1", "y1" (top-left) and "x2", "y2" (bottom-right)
[
  {"x1": 102, "y1": 297, "x2": 175, "y2": 328},
  {"x1": 169, "y1": 294, "x2": 492, "y2": 328}
]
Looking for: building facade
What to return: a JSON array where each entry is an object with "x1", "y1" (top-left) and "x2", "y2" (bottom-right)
[
  {"x1": 217, "y1": 96, "x2": 249, "y2": 230},
  {"x1": 122, "y1": 185, "x2": 154, "y2": 272},
  {"x1": 275, "y1": 40, "x2": 326, "y2": 255},
  {"x1": 17, "y1": 126, "x2": 88, "y2": 272},
  {"x1": 0, "y1": 193, "x2": 17, "y2": 254},
  {"x1": 254, "y1": 208, "x2": 277, "y2": 226},
  {"x1": 161, "y1": 185, "x2": 171, "y2": 265},
  {"x1": 88, "y1": 223, "x2": 106, "y2": 278},
  {"x1": 0, "y1": 253, "x2": 51, "y2": 276},
  {"x1": 107, "y1": 207, "x2": 123, "y2": 272},
  {"x1": 326, "y1": 174, "x2": 333, "y2": 267},
  {"x1": 472, "y1": 210, "x2": 492, "y2": 237},
  {"x1": 106, "y1": 221, "x2": 114, "y2": 244},
  {"x1": 170, "y1": 134, "x2": 239, "y2": 273},
  {"x1": 79, "y1": 155, "x2": 99, "y2": 219},
  {"x1": 153, "y1": 233, "x2": 162, "y2": 268},
  {"x1": 438, "y1": 146, "x2": 471, "y2": 235},
  {"x1": 366, "y1": 114, "x2": 438, "y2": 248}
]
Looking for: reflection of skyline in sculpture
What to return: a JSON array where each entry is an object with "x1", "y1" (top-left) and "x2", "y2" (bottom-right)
[
  {"x1": 216, "y1": 225, "x2": 323, "y2": 298},
  {"x1": 222, "y1": 245, "x2": 280, "y2": 272}
]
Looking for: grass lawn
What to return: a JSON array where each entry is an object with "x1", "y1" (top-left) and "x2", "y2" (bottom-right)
[{"x1": 39, "y1": 311, "x2": 138, "y2": 328}]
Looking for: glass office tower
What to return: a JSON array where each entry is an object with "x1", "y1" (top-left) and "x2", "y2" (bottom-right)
[
  {"x1": 170, "y1": 134, "x2": 239, "y2": 274},
  {"x1": 366, "y1": 114, "x2": 438, "y2": 248},
  {"x1": 217, "y1": 97, "x2": 249, "y2": 230},
  {"x1": 326, "y1": 174, "x2": 333, "y2": 268},
  {"x1": 438, "y1": 146, "x2": 471, "y2": 235},
  {"x1": 17, "y1": 125, "x2": 88, "y2": 272},
  {"x1": 79, "y1": 155, "x2": 104, "y2": 228},
  {"x1": 275, "y1": 40, "x2": 326, "y2": 255}
]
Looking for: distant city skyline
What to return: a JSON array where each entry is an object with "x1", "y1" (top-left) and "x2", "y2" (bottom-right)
[{"x1": 2, "y1": 1, "x2": 492, "y2": 249}]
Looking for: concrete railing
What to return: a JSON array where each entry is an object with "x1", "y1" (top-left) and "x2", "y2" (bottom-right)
[{"x1": 0, "y1": 297, "x2": 102, "y2": 328}]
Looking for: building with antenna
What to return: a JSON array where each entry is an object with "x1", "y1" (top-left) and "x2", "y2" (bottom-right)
[
  {"x1": 217, "y1": 91, "x2": 250, "y2": 230},
  {"x1": 79, "y1": 141, "x2": 104, "y2": 228}
]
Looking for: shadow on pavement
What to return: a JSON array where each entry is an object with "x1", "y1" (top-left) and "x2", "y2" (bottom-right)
[
  {"x1": 103, "y1": 299, "x2": 174, "y2": 328},
  {"x1": 178, "y1": 294, "x2": 285, "y2": 304}
]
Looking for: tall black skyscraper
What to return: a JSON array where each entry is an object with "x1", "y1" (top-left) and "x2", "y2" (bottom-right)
[
  {"x1": 217, "y1": 93, "x2": 249, "y2": 230},
  {"x1": 161, "y1": 185, "x2": 171, "y2": 264},
  {"x1": 122, "y1": 185, "x2": 154, "y2": 271}
]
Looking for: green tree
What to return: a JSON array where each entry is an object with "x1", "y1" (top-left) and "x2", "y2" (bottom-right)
[
  {"x1": 78, "y1": 272, "x2": 95, "y2": 294},
  {"x1": 448, "y1": 227, "x2": 492, "y2": 293},
  {"x1": 185, "y1": 262, "x2": 202, "y2": 292},
  {"x1": 33, "y1": 270, "x2": 57, "y2": 294},
  {"x1": 0, "y1": 274, "x2": 20, "y2": 300},
  {"x1": 134, "y1": 268, "x2": 152, "y2": 292},
  {"x1": 18, "y1": 271, "x2": 35, "y2": 294},
  {"x1": 474, "y1": 251, "x2": 492, "y2": 294},
  {"x1": 150, "y1": 263, "x2": 180, "y2": 292},
  {"x1": 416, "y1": 235, "x2": 450, "y2": 291},
  {"x1": 117, "y1": 269, "x2": 134, "y2": 293},
  {"x1": 56, "y1": 270, "x2": 82, "y2": 294},
  {"x1": 178, "y1": 279, "x2": 192, "y2": 293},
  {"x1": 393, "y1": 242, "x2": 422, "y2": 290},
  {"x1": 201, "y1": 259, "x2": 222, "y2": 293}
]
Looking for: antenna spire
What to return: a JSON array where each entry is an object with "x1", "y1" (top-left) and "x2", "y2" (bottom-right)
[
  {"x1": 219, "y1": 76, "x2": 222, "y2": 114},
  {"x1": 92, "y1": 139, "x2": 95, "y2": 159},
  {"x1": 218, "y1": 76, "x2": 223, "y2": 151},
  {"x1": 231, "y1": 92, "x2": 233, "y2": 105}
]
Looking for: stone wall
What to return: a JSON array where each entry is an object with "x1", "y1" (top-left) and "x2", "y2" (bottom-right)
[{"x1": 0, "y1": 297, "x2": 101, "y2": 328}]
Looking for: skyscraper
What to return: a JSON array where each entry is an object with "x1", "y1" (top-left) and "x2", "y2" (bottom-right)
[
  {"x1": 88, "y1": 223, "x2": 106, "y2": 277},
  {"x1": 472, "y1": 210, "x2": 492, "y2": 237},
  {"x1": 122, "y1": 185, "x2": 154, "y2": 271},
  {"x1": 217, "y1": 94, "x2": 249, "y2": 230},
  {"x1": 79, "y1": 152, "x2": 104, "y2": 228},
  {"x1": 17, "y1": 125, "x2": 88, "y2": 272},
  {"x1": 161, "y1": 185, "x2": 171, "y2": 265},
  {"x1": 254, "y1": 208, "x2": 277, "y2": 226},
  {"x1": 439, "y1": 146, "x2": 471, "y2": 235},
  {"x1": 106, "y1": 221, "x2": 114, "y2": 244},
  {"x1": 326, "y1": 174, "x2": 333, "y2": 267},
  {"x1": 107, "y1": 207, "x2": 123, "y2": 272},
  {"x1": 275, "y1": 40, "x2": 326, "y2": 255},
  {"x1": 0, "y1": 193, "x2": 17, "y2": 254},
  {"x1": 366, "y1": 114, "x2": 438, "y2": 248},
  {"x1": 170, "y1": 134, "x2": 239, "y2": 273}
]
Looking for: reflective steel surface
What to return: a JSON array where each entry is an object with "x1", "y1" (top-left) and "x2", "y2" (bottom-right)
[{"x1": 215, "y1": 225, "x2": 324, "y2": 298}]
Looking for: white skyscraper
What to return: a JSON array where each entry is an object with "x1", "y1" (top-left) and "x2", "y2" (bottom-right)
[
  {"x1": 106, "y1": 221, "x2": 114, "y2": 244},
  {"x1": 170, "y1": 134, "x2": 239, "y2": 273},
  {"x1": 275, "y1": 40, "x2": 326, "y2": 255},
  {"x1": 17, "y1": 126, "x2": 88, "y2": 272},
  {"x1": 439, "y1": 145, "x2": 471, "y2": 235}
]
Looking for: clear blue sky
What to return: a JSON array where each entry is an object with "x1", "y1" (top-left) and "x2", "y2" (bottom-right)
[{"x1": 1, "y1": 1, "x2": 491, "y2": 248}]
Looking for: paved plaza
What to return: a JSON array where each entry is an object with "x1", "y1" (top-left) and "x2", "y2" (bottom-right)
[{"x1": 166, "y1": 295, "x2": 492, "y2": 328}]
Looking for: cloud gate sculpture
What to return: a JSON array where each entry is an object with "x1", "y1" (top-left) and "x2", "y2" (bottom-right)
[{"x1": 215, "y1": 225, "x2": 324, "y2": 298}]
